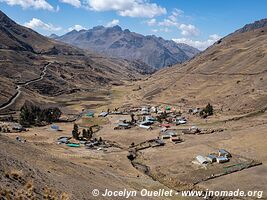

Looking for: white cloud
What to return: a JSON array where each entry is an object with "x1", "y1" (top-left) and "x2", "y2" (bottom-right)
[
  {"x1": 168, "y1": 8, "x2": 183, "y2": 21},
  {"x1": 158, "y1": 20, "x2": 199, "y2": 37},
  {"x1": 179, "y1": 24, "x2": 199, "y2": 36},
  {"x1": 106, "y1": 19, "x2": 120, "y2": 27},
  {"x1": 146, "y1": 18, "x2": 157, "y2": 26},
  {"x1": 157, "y1": 9, "x2": 199, "y2": 37},
  {"x1": 24, "y1": 18, "x2": 62, "y2": 32},
  {"x1": 68, "y1": 24, "x2": 86, "y2": 31},
  {"x1": 172, "y1": 34, "x2": 221, "y2": 50},
  {"x1": 60, "y1": 0, "x2": 81, "y2": 8},
  {"x1": 0, "y1": 0, "x2": 54, "y2": 11},
  {"x1": 86, "y1": 0, "x2": 166, "y2": 18},
  {"x1": 158, "y1": 18, "x2": 178, "y2": 27}
]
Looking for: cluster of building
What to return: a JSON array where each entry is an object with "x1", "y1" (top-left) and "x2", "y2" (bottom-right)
[
  {"x1": 112, "y1": 105, "x2": 189, "y2": 131},
  {"x1": 194, "y1": 149, "x2": 232, "y2": 165},
  {"x1": 57, "y1": 135, "x2": 117, "y2": 151}
]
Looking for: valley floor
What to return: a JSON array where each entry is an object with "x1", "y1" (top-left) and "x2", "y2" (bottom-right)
[{"x1": 0, "y1": 84, "x2": 266, "y2": 200}]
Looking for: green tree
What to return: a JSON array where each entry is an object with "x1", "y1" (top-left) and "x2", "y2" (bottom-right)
[
  {"x1": 89, "y1": 127, "x2": 93, "y2": 139},
  {"x1": 72, "y1": 124, "x2": 79, "y2": 139},
  {"x1": 130, "y1": 113, "x2": 135, "y2": 123},
  {"x1": 200, "y1": 103, "x2": 214, "y2": 118},
  {"x1": 205, "y1": 103, "x2": 213, "y2": 116},
  {"x1": 82, "y1": 129, "x2": 90, "y2": 139}
]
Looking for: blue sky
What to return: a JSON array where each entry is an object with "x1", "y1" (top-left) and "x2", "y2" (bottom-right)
[{"x1": 0, "y1": 0, "x2": 266, "y2": 50}]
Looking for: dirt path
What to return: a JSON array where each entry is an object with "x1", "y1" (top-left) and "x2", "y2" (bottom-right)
[{"x1": 0, "y1": 63, "x2": 51, "y2": 111}]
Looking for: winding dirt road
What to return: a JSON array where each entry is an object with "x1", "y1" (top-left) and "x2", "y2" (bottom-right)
[{"x1": 0, "y1": 63, "x2": 51, "y2": 111}]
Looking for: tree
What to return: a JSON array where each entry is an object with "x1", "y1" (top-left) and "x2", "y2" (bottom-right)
[
  {"x1": 205, "y1": 103, "x2": 213, "y2": 116},
  {"x1": 72, "y1": 124, "x2": 79, "y2": 139},
  {"x1": 89, "y1": 127, "x2": 93, "y2": 138},
  {"x1": 82, "y1": 129, "x2": 90, "y2": 139},
  {"x1": 130, "y1": 113, "x2": 135, "y2": 123},
  {"x1": 200, "y1": 103, "x2": 214, "y2": 118},
  {"x1": 20, "y1": 103, "x2": 33, "y2": 126}
]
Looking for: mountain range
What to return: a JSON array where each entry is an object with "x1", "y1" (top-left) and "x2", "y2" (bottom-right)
[{"x1": 53, "y1": 25, "x2": 200, "y2": 69}]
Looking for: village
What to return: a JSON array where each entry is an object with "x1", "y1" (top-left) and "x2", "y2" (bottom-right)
[{"x1": 0, "y1": 102, "x2": 262, "y2": 195}]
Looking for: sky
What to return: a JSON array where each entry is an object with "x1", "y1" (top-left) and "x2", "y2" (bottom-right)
[{"x1": 0, "y1": 0, "x2": 266, "y2": 50}]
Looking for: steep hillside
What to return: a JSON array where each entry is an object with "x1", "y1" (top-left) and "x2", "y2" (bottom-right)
[
  {"x1": 0, "y1": 10, "x2": 152, "y2": 112},
  {"x1": 55, "y1": 25, "x2": 200, "y2": 69},
  {"x1": 129, "y1": 19, "x2": 267, "y2": 115},
  {"x1": 235, "y1": 18, "x2": 267, "y2": 34}
]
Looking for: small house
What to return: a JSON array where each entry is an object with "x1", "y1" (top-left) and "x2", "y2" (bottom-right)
[
  {"x1": 51, "y1": 124, "x2": 59, "y2": 131},
  {"x1": 139, "y1": 124, "x2": 152, "y2": 130},
  {"x1": 98, "y1": 112, "x2": 108, "y2": 117},
  {"x1": 114, "y1": 122, "x2": 131, "y2": 130},
  {"x1": 170, "y1": 136, "x2": 182, "y2": 143},
  {"x1": 177, "y1": 119, "x2": 187, "y2": 125},
  {"x1": 160, "y1": 127, "x2": 167, "y2": 132},
  {"x1": 216, "y1": 157, "x2": 229, "y2": 163},
  {"x1": 182, "y1": 126, "x2": 201, "y2": 134},
  {"x1": 155, "y1": 139, "x2": 165, "y2": 146},
  {"x1": 12, "y1": 123, "x2": 23, "y2": 131},
  {"x1": 160, "y1": 124, "x2": 171, "y2": 128},
  {"x1": 219, "y1": 149, "x2": 231, "y2": 158},
  {"x1": 118, "y1": 122, "x2": 130, "y2": 127},
  {"x1": 86, "y1": 111, "x2": 95, "y2": 117},
  {"x1": 165, "y1": 131, "x2": 177, "y2": 137},
  {"x1": 140, "y1": 119, "x2": 154, "y2": 126},
  {"x1": 196, "y1": 155, "x2": 209, "y2": 164},
  {"x1": 57, "y1": 137, "x2": 70, "y2": 144},
  {"x1": 206, "y1": 154, "x2": 217, "y2": 163},
  {"x1": 140, "y1": 107, "x2": 149, "y2": 115},
  {"x1": 161, "y1": 130, "x2": 177, "y2": 139},
  {"x1": 145, "y1": 116, "x2": 156, "y2": 122},
  {"x1": 67, "y1": 143, "x2": 80, "y2": 148},
  {"x1": 161, "y1": 135, "x2": 171, "y2": 139}
]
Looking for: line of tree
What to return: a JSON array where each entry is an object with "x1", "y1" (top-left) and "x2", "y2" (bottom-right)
[{"x1": 19, "y1": 102, "x2": 62, "y2": 126}]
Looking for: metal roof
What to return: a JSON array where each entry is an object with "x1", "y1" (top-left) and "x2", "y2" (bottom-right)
[{"x1": 196, "y1": 155, "x2": 209, "y2": 164}]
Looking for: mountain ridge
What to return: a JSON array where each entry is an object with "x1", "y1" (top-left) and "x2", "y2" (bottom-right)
[
  {"x1": 235, "y1": 18, "x2": 267, "y2": 34},
  {"x1": 54, "y1": 25, "x2": 200, "y2": 69}
]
